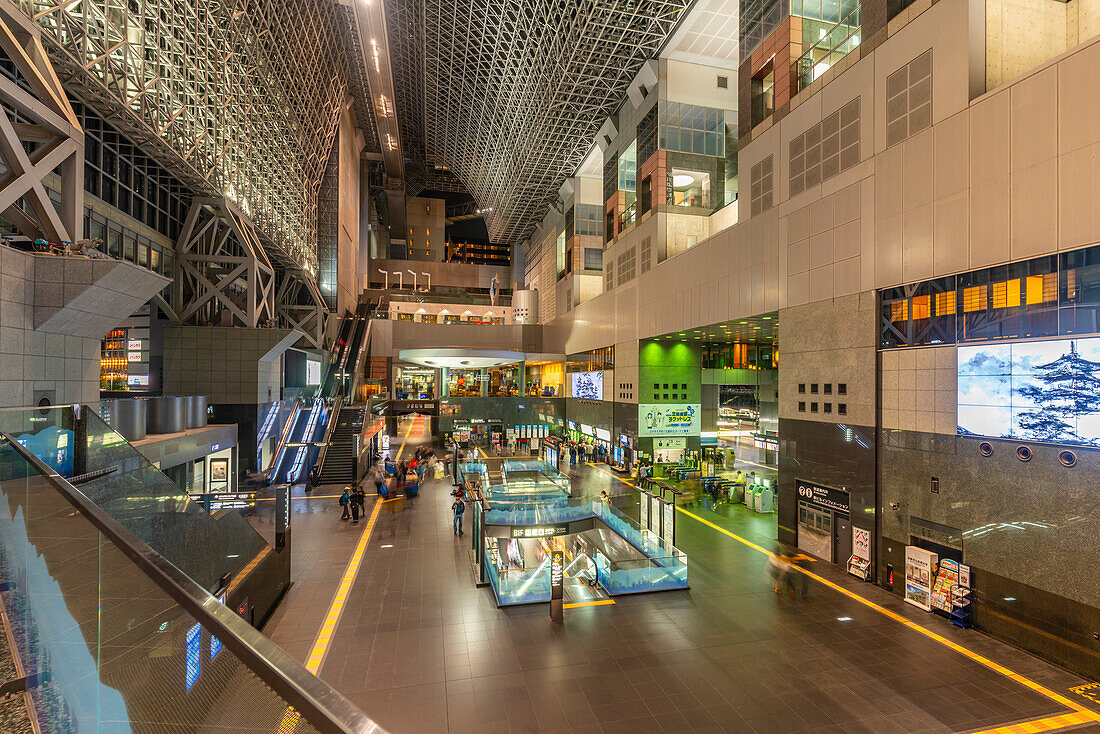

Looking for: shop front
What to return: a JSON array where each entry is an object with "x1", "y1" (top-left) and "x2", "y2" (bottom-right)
[
  {"x1": 394, "y1": 365, "x2": 437, "y2": 400},
  {"x1": 611, "y1": 433, "x2": 634, "y2": 473}
]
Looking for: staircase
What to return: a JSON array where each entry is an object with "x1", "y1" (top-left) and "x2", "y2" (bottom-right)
[{"x1": 316, "y1": 406, "x2": 365, "y2": 484}]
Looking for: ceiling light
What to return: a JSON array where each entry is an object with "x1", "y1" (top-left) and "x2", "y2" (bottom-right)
[
  {"x1": 381, "y1": 544, "x2": 393, "y2": 549},
  {"x1": 672, "y1": 174, "x2": 694, "y2": 187},
  {"x1": 837, "y1": 616, "x2": 852, "y2": 622}
]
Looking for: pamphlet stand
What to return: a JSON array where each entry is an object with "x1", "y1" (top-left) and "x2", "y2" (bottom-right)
[
  {"x1": 950, "y1": 586, "x2": 973, "y2": 628},
  {"x1": 847, "y1": 555, "x2": 871, "y2": 581}
]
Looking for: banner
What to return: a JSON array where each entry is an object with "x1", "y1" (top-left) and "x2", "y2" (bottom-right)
[{"x1": 638, "y1": 404, "x2": 701, "y2": 437}]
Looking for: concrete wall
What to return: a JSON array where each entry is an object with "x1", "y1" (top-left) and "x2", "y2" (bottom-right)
[
  {"x1": 0, "y1": 246, "x2": 169, "y2": 408},
  {"x1": 161, "y1": 326, "x2": 301, "y2": 404},
  {"x1": 337, "y1": 105, "x2": 363, "y2": 313}
]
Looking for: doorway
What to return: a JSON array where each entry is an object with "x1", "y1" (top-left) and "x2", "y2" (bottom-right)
[{"x1": 833, "y1": 514, "x2": 852, "y2": 565}]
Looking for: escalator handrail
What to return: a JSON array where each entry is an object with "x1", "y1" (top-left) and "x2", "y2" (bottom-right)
[
  {"x1": 265, "y1": 397, "x2": 302, "y2": 476},
  {"x1": 312, "y1": 395, "x2": 344, "y2": 477},
  {"x1": 0, "y1": 431, "x2": 385, "y2": 734},
  {"x1": 331, "y1": 315, "x2": 361, "y2": 399},
  {"x1": 347, "y1": 317, "x2": 372, "y2": 401}
]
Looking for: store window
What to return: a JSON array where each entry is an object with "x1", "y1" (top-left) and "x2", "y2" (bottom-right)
[
  {"x1": 488, "y1": 364, "x2": 522, "y2": 396},
  {"x1": 443, "y1": 314, "x2": 460, "y2": 324},
  {"x1": 525, "y1": 361, "x2": 564, "y2": 397},
  {"x1": 395, "y1": 365, "x2": 435, "y2": 400},
  {"x1": 420, "y1": 313, "x2": 437, "y2": 323},
  {"x1": 447, "y1": 369, "x2": 481, "y2": 396}
]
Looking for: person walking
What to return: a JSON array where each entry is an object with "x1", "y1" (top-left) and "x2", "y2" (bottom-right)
[
  {"x1": 452, "y1": 495, "x2": 466, "y2": 535},
  {"x1": 339, "y1": 487, "x2": 350, "y2": 520}
]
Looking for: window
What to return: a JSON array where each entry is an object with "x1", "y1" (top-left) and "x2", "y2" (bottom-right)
[
  {"x1": 717, "y1": 75, "x2": 728, "y2": 89},
  {"x1": 810, "y1": 402, "x2": 819, "y2": 413},
  {"x1": 750, "y1": 65, "x2": 775, "y2": 128},
  {"x1": 811, "y1": 384, "x2": 819, "y2": 394},
  {"x1": 798, "y1": 401, "x2": 806, "y2": 412},
  {"x1": 583, "y1": 248, "x2": 603, "y2": 271},
  {"x1": 421, "y1": 313, "x2": 437, "y2": 323},
  {"x1": 838, "y1": 383, "x2": 847, "y2": 395},
  {"x1": 824, "y1": 403, "x2": 832, "y2": 414},
  {"x1": 838, "y1": 403, "x2": 847, "y2": 415},
  {"x1": 824, "y1": 384, "x2": 832, "y2": 395},
  {"x1": 659, "y1": 101, "x2": 725, "y2": 158},
  {"x1": 798, "y1": 383, "x2": 806, "y2": 393}
]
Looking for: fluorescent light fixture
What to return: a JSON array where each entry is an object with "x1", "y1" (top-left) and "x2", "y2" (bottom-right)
[
  {"x1": 837, "y1": 616, "x2": 852, "y2": 621},
  {"x1": 672, "y1": 174, "x2": 694, "y2": 187},
  {"x1": 381, "y1": 544, "x2": 393, "y2": 549}
]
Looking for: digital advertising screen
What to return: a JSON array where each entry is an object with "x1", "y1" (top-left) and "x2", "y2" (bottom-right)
[
  {"x1": 570, "y1": 370, "x2": 603, "y2": 400},
  {"x1": 958, "y1": 336, "x2": 1100, "y2": 446}
]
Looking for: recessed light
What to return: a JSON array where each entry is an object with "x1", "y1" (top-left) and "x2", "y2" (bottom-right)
[
  {"x1": 837, "y1": 616, "x2": 852, "y2": 622},
  {"x1": 381, "y1": 544, "x2": 393, "y2": 548},
  {"x1": 1004, "y1": 597, "x2": 1016, "y2": 601}
]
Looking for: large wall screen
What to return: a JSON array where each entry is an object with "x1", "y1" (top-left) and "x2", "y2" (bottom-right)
[
  {"x1": 571, "y1": 371, "x2": 603, "y2": 400},
  {"x1": 958, "y1": 337, "x2": 1100, "y2": 446}
]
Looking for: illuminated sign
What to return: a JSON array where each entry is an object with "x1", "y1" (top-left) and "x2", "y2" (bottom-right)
[
  {"x1": 796, "y1": 479, "x2": 849, "y2": 513},
  {"x1": 305, "y1": 359, "x2": 321, "y2": 386},
  {"x1": 594, "y1": 427, "x2": 611, "y2": 442},
  {"x1": 127, "y1": 374, "x2": 149, "y2": 387},
  {"x1": 186, "y1": 623, "x2": 201, "y2": 691},
  {"x1": 511, "y1": 525, "x2": 569, "y2": 538},
  {"x1": 550, "y1": 550, "x2": 564, "y2": 601},
  {"x1": 127, "y1": 339, "x2": 141, "y2": 350},
  {"x1": 580, "y1": 423, "x2": 594, "y2": 436},
  {"x1": 127, "y1": 351, "x2": 142, "y2": 362}
]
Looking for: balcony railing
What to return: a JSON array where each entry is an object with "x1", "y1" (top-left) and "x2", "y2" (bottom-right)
[
  {"x1": 794, "y1": 4, "x2": 862, "y2": 93},
  {"x1": 619, "y1": 202, "x2": 637, "y2": 231}
]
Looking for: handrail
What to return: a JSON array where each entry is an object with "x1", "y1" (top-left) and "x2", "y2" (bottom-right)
[
  {"x1": 793, "y1": 2, "x2": 862, "y2": 92},
  {"x1": 0, "y1": 432, "x2": 385, "y2": 734},
  {"x1": 312, "y1": 394, "x2": 344, "y2": 478},
  {"x1": 265, "y1": 397, "x2": 301, "y2": 476},
  {"x1": 330, "y1": 315, "x2": 361, "y2": 399}
]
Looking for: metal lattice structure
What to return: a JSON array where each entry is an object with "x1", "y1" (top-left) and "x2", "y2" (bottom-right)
[
  {"x1": 15, "y1": 0, "x2": 365, "y2": 271},
  {"x1": 388, "y1": 0, "x2": 692, "y2": 244}
]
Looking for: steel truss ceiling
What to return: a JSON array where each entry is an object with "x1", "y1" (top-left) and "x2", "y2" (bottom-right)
[
  {"x1": 388, "y1": 0, "x2": 691, "y2": 244},
  {"x1": 16, "y1": 0, "x2": 374, "y2": 271}
]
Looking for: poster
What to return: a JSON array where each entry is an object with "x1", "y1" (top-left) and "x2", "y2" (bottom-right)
[
  {"x1": 958, "y1": 563, "x2": 971, "y2": 589},
  {"x1": 210, "y1": 458, "x2": 229, "y2": 483},
  {"x1": 852, "y1": 526, "x2": 871, "y2": 562},
  {"x1": 639, "y1": 404, "x2": 701, "y2": 437},
  {"x1": 904, "y1": 546, "x2": 938, "y2": 611}
]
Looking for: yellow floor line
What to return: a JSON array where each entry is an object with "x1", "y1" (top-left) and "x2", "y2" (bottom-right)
[
  {"x1": 226, "y1": 546, "x2": 271, "y2": 594},
  {"x1": 966, "y1": 710, "x2": 1095, "y2": 734},
  {"x1": 586, "y1": 463, "x2": 1098, "y2": 725},
  {"x1": 563, "y1": 599, "x2": 616, "y2": 609},
  {"x1": 303, "y1": 416, "x2": 417, "y2": 675},
  {"x1": 303, "y1": 499, "x2": 381, "y2": 674},
  {"x1": 673, "y1": 506, "x2": 1100, "y2": 723}
]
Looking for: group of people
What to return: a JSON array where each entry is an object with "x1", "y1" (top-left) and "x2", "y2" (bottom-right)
[
  {"x1": 767, "y1": 546, "x2": 810, "y2": 600},
  {"x1": 340, "y1": 445, "x2": 443, "y2": 522},
  {"x1": 338, "y1": 486, "x2": 368, "y2": 523}
]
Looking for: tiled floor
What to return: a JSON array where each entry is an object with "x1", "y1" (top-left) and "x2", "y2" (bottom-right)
[{"x1": 264, "y1": 418, "x2": 1099, "y2": 733}]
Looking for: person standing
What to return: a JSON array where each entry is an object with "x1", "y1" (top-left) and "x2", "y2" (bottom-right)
[
  {"x1": 339, "y1": 487, "x2": 350, "y2": 520},
  {"x1": 452, "y1": 495, "x2": 465, "y2": 535},
  {"x1": 350, "y1": 486, "x2": 362, "y2": 523}
]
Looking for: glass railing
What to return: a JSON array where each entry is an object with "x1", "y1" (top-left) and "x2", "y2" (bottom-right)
[
  {"x1": 619, "y1": 202, "x2": 637, "y2": 230},
  {"x1": 794, "y1": 5, "x2": 862, "y2": 92},
  {"x1": 0, "y1": 434, "x2": 382, "y2": 732},
  {"x1": 0, "y1": 405, "x2": 269, "y2": 594},
  {"x1": 380, "y1": 286, "x2": 513, "y2": 307}
]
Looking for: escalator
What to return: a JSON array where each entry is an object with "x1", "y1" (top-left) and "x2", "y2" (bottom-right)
[{"x1": 268, "y1": 303, "x2": 373, "y2": 486}]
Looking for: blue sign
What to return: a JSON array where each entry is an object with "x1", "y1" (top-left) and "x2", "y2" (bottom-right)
[{"x1": 186, "y1": 623, "x2": 201, "y2": 690}]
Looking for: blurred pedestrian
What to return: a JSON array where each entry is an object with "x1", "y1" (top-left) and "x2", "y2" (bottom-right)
[{"x1": 339, "y1": 487, "x2": 350, "y2": 520}]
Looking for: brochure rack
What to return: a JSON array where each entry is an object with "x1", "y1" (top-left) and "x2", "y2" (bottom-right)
[
  {"x1": 950, "y1": 586, "x2": 973, "y2": 628},
  {"x1": 847, "y1": 555, "x2": 871, "y2": 581}
]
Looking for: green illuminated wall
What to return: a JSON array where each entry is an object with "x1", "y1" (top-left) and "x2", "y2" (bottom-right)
[{"x1": 638, "y1": 340, "x2": 702, "y2": 404}]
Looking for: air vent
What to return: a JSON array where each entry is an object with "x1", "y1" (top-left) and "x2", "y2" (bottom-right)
[
  {"x1": 1058, "y1": 450, "x2": 1077, "y2": 468},
  {"x1": 1015, "y1": 445, "x2": 1032, "y2": 462},
  {"x1": 978, "y1": 441, "x2": 993, "y2": 457},
  {"x1": 886, "y1": 50, "x2": 932, "y2": 148}
]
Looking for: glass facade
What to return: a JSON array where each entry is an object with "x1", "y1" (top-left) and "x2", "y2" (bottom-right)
[
  {"x1": 881, "y1": 244, "x2": 1100, "y2": 348},
  {"x1": 702, "y1": 342, "x2": 779, "y2": 369},
  {"x1": 575, "y1": 204, "x2": 604, "y2": 237},
  {"x1": 659, "y1": 102, "x2": 726, "y2": 158}
]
